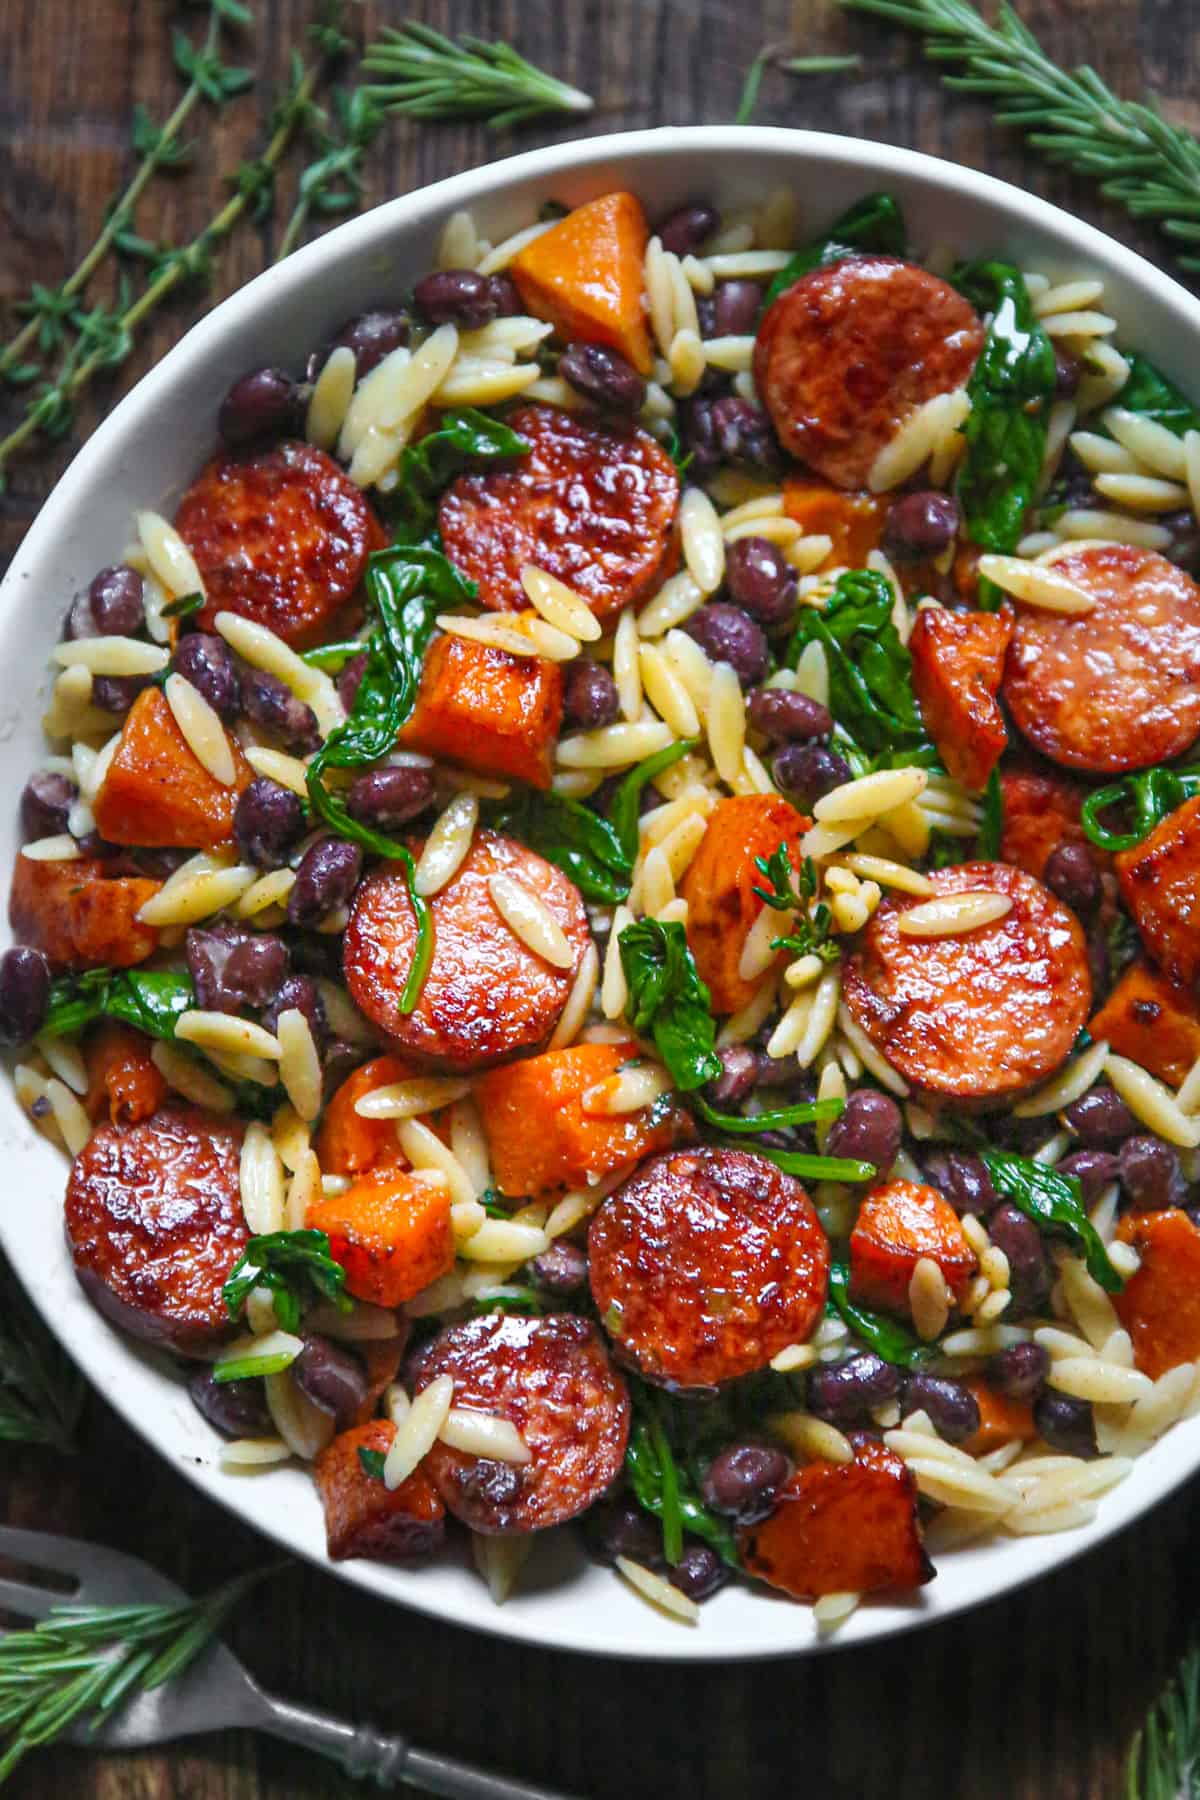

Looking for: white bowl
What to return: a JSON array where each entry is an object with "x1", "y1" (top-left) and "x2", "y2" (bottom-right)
[{"x1": 3, "y1": 126, "x2": 1199, "y2": 1662}]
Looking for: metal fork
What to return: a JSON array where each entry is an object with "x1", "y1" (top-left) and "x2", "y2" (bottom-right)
[{"x1": 0, "y1": 1526, "x2": 575, "y2": 1798}]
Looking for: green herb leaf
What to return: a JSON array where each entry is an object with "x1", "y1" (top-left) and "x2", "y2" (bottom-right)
[
  {"x1": 171, "y1": 27, "x2": 254, "y2": 104},
  {"x1": 1081, "y1": 765, "x2": 1200, "y2": 852},
  {"x1": 720, "y1": 1141, "x2": 877, "y2": 1182},
  {"x1": 978, "y1": 767, "x2": 1004, "y2": 858},
  {"x1": 763, "y1": 193, "x2": 907, "y2": 308},
  {"x1": 606, "y1": 738, "x2": 699, "y2": 864},
  {"x1": 380, "y1": 409, "x2": 529, "y2": 543},
  {"x1": 618, "y1": 919, "x2": 722, "y2": 1092},
  {"x1": 1124, "y1": 1642, "x2": 1200, "y2": 1800},
  {"x1": 1111, "y1": 353, "x2": 1200, "y2": 435},
  {"x1": 788, "y1": 569, "x2": 930, "y2": 756},
  {"x1": 223, "y1": 1228, "x2": 352, "y2": 1333},
  {"x1": 41, "y1": 968, "x2": 196, "y2": 1042},
  {"x1": 358, "y1": 1445, "x2": 387, "y2": 1480},
  {"x1": 162, "y1": 590, "x2": 204, "y2": 621},
  {"x1": 0, "y1": 1255, "x2": 85, "y2": 1452},
  {"x1": 827, "y1": 1262, "x2": 938, "y2": 1367},
  {"x1": 692, "y1": 1094, "x2": 844, "y2": 1134},
  {"x1": 954, "y1": 260, "x2": 1057, "y2": 574},
  {"x1": 752, "y1": 842, "x2": 839, "y2": 963},
  {"x1": 981, "y1": 1148, "x2": 1124, "y2": 1292},
  {"x1": 300, "y1": 637, "x2": 366, "y2": 673},
  {"x1": 624, "y1": 1383, "x2": 739, "y2": 1567},
  {"x1": 361, "y1": 23, "x2": 593, "y2": 130}
]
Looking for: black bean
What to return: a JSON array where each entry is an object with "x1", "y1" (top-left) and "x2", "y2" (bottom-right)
[
  {"x1": 329, "y1": 308, "x2": 410, "y2": 377},
  {"x1": 1161, "y1": 509, "x2": 1200, "y2": 575},
  {"x1": 347, "y1": 765, "x2": 436, "y2": 831},
  {"x1": 239, "y1": 667, "x2": 320, "y2": 753},
  {"x1": 187, "y1": 1368, "x2": 272, "y2": 1439},
  {"x1": 92, "y1": 674, "x2": 152, "y2": 714},
  {"x1": 0, "y1": 947, "x2": 51, "y2": 1047},
  {"x1": 1054, "y1": 346, "x2": 1082, "y2": 398},
  {"x1": 987, "y1": 1203, "x2": 1052, "y2": 1313},
  {"x1": 322, "y1": 1037, "x2": 362, "y2": 1102},
  {"x1": 218, "y1": 367, "x2": 302, "y2": 448},
  {"x1": 668, "y1": 1542, "x2": 728, "y2": 1602},
  {"x1": 773, "y1": 743, "x2": 852, "y2": 810},
  {"x1": 562, "y1": 659, "x2": 621, "y2": 731},
  {"x1": 808, "y1": 1352, "x2": 901, "y2": 1426},
  {"x1": 532, "y1": 1240, "x2": 588, "y2": 1295},
  {"x1": 186, "y1": 924, "x2": 289, "y2": 1015},
  {"x1": 458, "y1": 1459, "x2": 523, "y2": 1509},
  {"x1": 288, "y1": 835, "x2": 363, "y2": 928},
  {"x1": 992, "y1": 1113, "x2": 1060, "y2": 1156},
  {"x1": 1044, "y1": 841, "x2": 1101, "y2": 914},
  {"x1": 823, "y1": 1089, "x2": 902, "y2": 1174},
  {"x1": 710, "y1": 279, "x2": 763, "y2": 337},
  {"x1": 583, "y1": 1499, "x2": 663, "y2": 1568},
  {"x1": 228, "y1": 934, "x2": 292, "y2": 1009},
  {"x1": 710, "y1": 395, "x2": 781, "y2": 471},
  {"x1": 337, "y1": 651, "x2": 368, "y2": 714},
  {"x1": 234, "y1": 776, "x2": 306, "y2": 870},
  {"x1": 262, "y1": 973, "x2": 328, "y2": 1047},
  {"x1": 704, "y1": 1045, "x2": 759, "y2": 1108},
  {"x1": 1064, "y1": 1086, "x2": 1137, "y2": 1147},
  {"x1": 884, "y1": 490, "x2": 961, "y2": 560},
  {"x1": 922, "y1": 1148, "x2": 998, "y2": 1217},
  {"x1": 1118, "y1": 1135, "x2": 1187, "y2": 1210},
  {"x1": 724, "y1": 536, "x2": 797, "y2": 628},
  {"x1": 1057, "y1": 1149, "x2": 1120, "y2": 1205},
  {"x1": 701, "y1": 1442, "x2": 791, "y2": 1525},
  {"x1": 20, "y1": 771, "x2": 76, "y2": 841},
  {"x1": 1033, "y1": 1390, "x2": 1098, "y2": 1460},
  {"x1": 558, "y1": 341, "x2": 646, "y2": 413},
  {"x1": 903, "y1": 1373, "x2": 980, "y2": 1444},
  {"x1": 87, "y1": 565, "x2": 145, "y2": 636},
  {"x1": 486, "y1": 274, "x2": 522, "y2": 318},
  {"x1": 172, "y1": 633, "x2": 241, "y2": 723},
  {"x1": 988, "y1": 1341, "x2": 1050, "y2": 1404},
  {"x1": 682, "y1": 603, "x2": 769, "y2": 687},
  {"x1": 293, "y1": 1335, "x2": 368, "y2": 1432},
  {"x1": 657, "y1": 203, "x2": 719, "y2": 257},
  {"x1": 413, "y1": 269, "x2": 499, "y2": 329},
  {"x1": 746, "y1": 689, "x2": 831, "y2": 745}
]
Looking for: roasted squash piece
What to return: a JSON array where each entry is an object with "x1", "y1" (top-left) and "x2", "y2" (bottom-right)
[
  {"x1": 93, "y1": 686, "x2": 252, "y2": 849},
  {"x1": 84, "y1": 1023, "x2": 168, "y2": 1126},
  {"x1": 399, "y1": 632, "x2": 562, "y2": 791},
  {"x1": 909, "y1": 604, "x2": 1013, "y2": 793},
  {"x1": 679, "y1": 794, "x2": 809, "y2": 1015},
  {"x1": 960, "y1": 1379, "x2": 1036, "y2": 1457},
  {"x1": 849, "y1": 1179, "x2": 978, "y2": 1318},
  {"x1": 306, "y1": 1165, "x2": 454, "y2": 1308},
  {"x1": 1089, "y1": 960, "x2": 1200, "y2": 1088},
  {"x1": 9, "y1": 852, "x2": 161, "y2": 971},
  {"x1": 782, "y1": 477, "x2": 888, "y2": 570},
  {"x1": 313, "y1": 1419, "x2": 446, "y2": 1563},
  {"x1": 510, "y1": 191, "x2": 653, "y2": 374},
  {"x1": 1116, "y1": 796, "x2": 1200, "y2": 986},
  {"x1": 1115, "y1": 1208, "x2": 1200, "y2": 1378},
  {"x1": 315, "y1": 1053, "x2": 415, "y2": 1175},
  {"x1": 999, "y1": 769, "x2": 1090, "y2": 882}
]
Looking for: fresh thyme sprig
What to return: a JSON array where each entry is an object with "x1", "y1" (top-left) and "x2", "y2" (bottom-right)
[
  {"x1": 276, "y1": 85, "x2": 385, "y2": 261},
  {"x1": 1125, "y1": 1645, "x2": 1200, "y2": 1798},
  {"x1": 361, "y1": 23, "x2": 593, "y2": 129},
  {"x1": 839, "y1": 0, "x2": 1200, "y2": 272},
  {"x1": 0, "y1": 1568, "x2": 267, "y2": 1782},
  {"x1": 0, "y1": 0, "x2": 253, "y2": 388},
  {"x1": 0, "y1": 1256, "x2": 85, "y2": 1454}
]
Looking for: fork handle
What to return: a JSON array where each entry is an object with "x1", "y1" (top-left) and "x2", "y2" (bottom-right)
[{"x1": 255, "y1": 1687, "x2": 576, "y2": 1799}]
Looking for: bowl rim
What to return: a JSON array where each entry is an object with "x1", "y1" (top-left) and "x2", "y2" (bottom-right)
[{"x1": 6, "y1": 123, "x2": 1200, "y2": 1664}]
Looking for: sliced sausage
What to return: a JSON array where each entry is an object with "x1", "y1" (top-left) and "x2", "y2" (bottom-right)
[
  {"x1": 753, "y1": 258, "x2": 984, "y2": 489},
  {"x1": 1002, "y1": 545, "x2": 1200, "y2": 772},
  {"x1": 175, "y1": 440, "x2": 387, "y2": 647},
  {"x1": 64, "y1": 1104, "x2": 248, "y2": 1357},
  {"x1": 587, "y1": 1146, "x2": 830, "y2": 1389},
  {"x1": 1116, "y1": 794, "x2": 1200, "y2": 985},
  {"x1": 842, "y1": 860, "x2": 1091, "y2": 1101},
  {"x1": 343, "y1": 829, "x2": 591, "y2": 1070},
  {"x1": 409, "y1": 1312, "x2": 630, "y2": 1533},
  {"x1": 438, "y1": 404, "x2": 680, "y2": 623}
]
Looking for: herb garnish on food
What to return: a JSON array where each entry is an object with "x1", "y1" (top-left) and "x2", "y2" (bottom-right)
[
  {"x1": 223, "y1": 1228, "x2": 352, "y2": 1334},
  {"x1": 827, "y1": 1261, "x2": 938, "y2": 1370},
  {"x1": 1081, "y1": 765, "x2": 1200, "y2": 853},
  {"x1": 981, "y1": 1149, "x2": 1124, "y2": 1293},
  {"x1": 788, "y1": 569, "x2": 931, "y2": 757},
  {"x1": 752, "y1": 843, "x2": 839, "y2": 965}
]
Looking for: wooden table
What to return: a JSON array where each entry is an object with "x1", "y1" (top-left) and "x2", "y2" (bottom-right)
[{"x1": 3, "y1": 1, "x2": 1200, "y2": 1793}]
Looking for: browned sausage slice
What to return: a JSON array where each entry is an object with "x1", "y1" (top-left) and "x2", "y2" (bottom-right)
[
  {"x1": 409, "y1": 1313, "x2": 630, "y2": 1533},
  {"x1": 587, "y1": 1146, "x2": 830, "y2": 1389},
  {"x1": 175, "y1": 440, "x2": 387, "y2": 647},
  {"x1": 343, "y1": 829, "x2": 591, "y2": 1070},
  {"x1": 438, "y1": 404, "x2": 680, "y2": 622},
  {"x1": 64, "y1": 1105, "x2": 248, "y2": 1357},
  {"x1": 753, "y1": 258, "x2": 984, "y2": 489},
  {"x1": 842, "y1": 861, "x2": 1091, "y2": 1102},
  {"x1": 1002, "y1": 544, "x2": 1200, "y2": 772}
]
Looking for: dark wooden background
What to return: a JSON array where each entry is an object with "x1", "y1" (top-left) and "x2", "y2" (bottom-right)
[{"x1": 4, "y1": 1, "x2": 1200, "y2": 1794}]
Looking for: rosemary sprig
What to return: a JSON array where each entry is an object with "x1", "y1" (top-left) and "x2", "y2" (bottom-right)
[
  {"x1": 276, "y1": 85, "x2": 384, "y2": 261},
  {"x1": 0, "y1": 0, "x2": 253, "y2": 387},
  {"x1": 1125, "y1": 1645, "x2": 1200, "y2": 1798},
  {"x1": 735, "y1": 43, "x2": 862, "y2": 123},
  {"x1": 0, "y1": 1568, "x2": 267, "y2": 1782},
  {"x1": 0, "y1": 1256, "x2": 85, "y2": 1454},
  {"x1": 839, "y1": 0, "x2": 1200, "y2": 272},
  {"x1": 361, "y1": 23, "x2": 593, "y2": 130}
]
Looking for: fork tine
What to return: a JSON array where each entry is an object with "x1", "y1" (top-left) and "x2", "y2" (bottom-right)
[
  {"x1": 0, "y1": 1526, "x2": 84, "y2": 1589},
  {"x1": 0, "y1": 1576, "x2": 59, "y2": 1623}
]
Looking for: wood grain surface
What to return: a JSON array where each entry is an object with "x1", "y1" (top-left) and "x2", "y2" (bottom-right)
[{"x1": 3, "y1": 1, "x2": 1200, "y2": 1795}]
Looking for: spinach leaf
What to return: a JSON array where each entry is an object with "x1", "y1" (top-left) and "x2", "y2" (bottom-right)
[
  {"x1": 223, "y1": 1229, "x2": 352, "y2": 1335},
  {"x1": 41, "y1": 968, "x2": 196, "y2": 1041},
  {"x1": 752, "y1": 842, "x2": 838, "y2": 964},
  {"x1": 788, "y1": 569, "x2": 930, "y2": 757},
  {"x1": 692, "y1": 1094, "x2": 843, "y2": 1135},
  {"x1": 161, "y1": 591, "x2": 203, "y2": 621},
  {"x1": 978, "y1": 768, "x2": 1004, "y2": 858},
  {"x1": 624, "y1": 1384, "x2": 739, "y2": 1567},
  {"x1": 380, "y1": 408, "x2": 529, "y2": 543},
  {"x1": 827, "y1": 1262, "x2": 937, "y2": 1368},
  {"x1": 716, "y1": 1139, "x2": 877, "y2": 1182},
  {"x1": 763, "y1": 193, "x2": 907, "y2": 307},
  {"x1": 619, "y1": 918, "x2": 722, "y2": 1092},
  {"x1": 954, "y1": 262, "x2": 1057, "y2": 582},
  {"x1": 981, "y1": 1149, "x2": 1123, "y2": 1293},
  {"x1": 358, "y1": 1446, "x2": 387, "y2": 1481},
  {"x1": 300, "y1": 637, "x2": 366, "y2": 673},
  {"x1": 1111, "y1": 353, "x2": 1200, "y2": 436},
  {"x1": 607, "y1": 738, "x2": 698, "y2": 864},
  {"x1": 1080, "y1": 764, "x2": 1200, "y2": 853}
]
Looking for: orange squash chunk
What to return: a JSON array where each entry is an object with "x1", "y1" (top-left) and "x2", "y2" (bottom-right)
[
  {"x1": 960, "y1": 1380, "x2": 1036, "y2": 1457},
  {"x1": 998, "y1": 768, "x2": 1093, "y2": 882},
  {"x1": 910, "y1": 604, "x2": 1014, "y2": 793},
  {"x1": 313, "y1": 1420, "x2": 446, "y2": 1562},
  {"x1": 1089, "y1": 960, "x2": 1200, "y2": 1089},
  {"x1": 740, "y1": 1436, "x2": 932, "y2": 1600},
  {"x1": 399, "y1": 632, "x2": 562, "y2": 791},
  {"x1": 1115, "y1": 1209, "x2": 1200, "y2": 1378},
  {"x1": 9, "y1": 852, "x2": 161, "y2": 972},
  {"x1": 84, "y1": 1023, "x2": 168, "y2": 1127},
  {"x1": 306, "y1": 1165, "x2": 454, "y2": 1308},
  {"x1": 849, "y1": 1179, "x2": 978, "y2": 1318},
  {"x1": 782, "y1": 477, "x2": 888, "y2": 570},
  {"x1": 510, "y1": 191, "x2": 652, "y2": 375},
  {"x1": 475, "y1": 1041, "x2": 686, "y2": 1199},
  {"x1": 315, "y1": 1053, "x2": 417, "y2": 1176},
  {"x1": 679, "y1": 794, "x2": 809, "y2": 1015},
  {"x1": 92, "y1": 686, "x2": 252, "y2": 849},
  {"x1": 1116, "y1": 795, "x2": 1200, "y2": 986}
]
